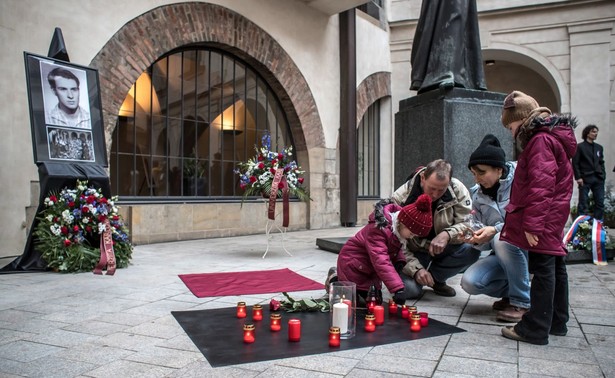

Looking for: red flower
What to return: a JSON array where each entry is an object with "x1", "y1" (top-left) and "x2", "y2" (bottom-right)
[
  {"x1": 86, "y1": 225, "x2": 93, "y2": 233},
  {"x1": 258, "y1": 162, "x2": 265, "y2": 170},
  {"x1": 63, "y1": 239, "x2": 71, "y2": 247},
  {"x1": 82, "y1": 207, "x2": 89, "y2": 213},
  {"x1": 49, "y1": 195, "x2": 57, "y2": 202},
  {"x1": 68, "y1": 201, "x2": 75, "y2": 208},
  {"x1": 270, "y1": 168, "x2": 276, "y2": 174},
  {"x1": 113, "y1": 215, "x2": 119, "y2": 221},
  {"x1": 258, "y1": 155, "x2": 264, "y2": 161},
  {"x1": 278, "y1": 153, "x2": 284, "y2": 160},
  {"x1": 269, "y1": 299, "x2": 281, "y2": 311},
  {"x1": 249, "y1": 176, "x2": 257, "y2": 183},
  {"x1": 61, "y1": 226, "x2": 68, "y2": 235},
  {"x1": 73, "y1": 225, "x2": 79, "y2": 232},
  {"x1": 87, "y1": 195, "x2": 96, "y2": 204},
  {"x1": 298, "y1": 177, "x2": 304, "y2": 184},
  {"x1": 100, "y1": 198, "x2": 108, "y2": 204}
]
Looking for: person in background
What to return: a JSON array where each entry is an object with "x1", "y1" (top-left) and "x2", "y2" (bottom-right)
[
  {"x1": 392, "y1": 159, "x2": 480, "y2": 298},
  {"x1": 499, "y1": 90, "x2": 577, "y2": 345},
  {"x1": 460, "y1": 134, "x2": 530, "y2": 322},
  {"x1": 328, "y1": 194, "x2": 433, "y2": 306},
  {"x1": 572, "y1": 124, "x2": 605, "y2": 220}
]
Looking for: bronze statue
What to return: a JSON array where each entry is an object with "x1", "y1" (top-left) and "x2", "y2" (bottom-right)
[{"x1": 410, "y1": 0, "x2": 487, "y2": 93}]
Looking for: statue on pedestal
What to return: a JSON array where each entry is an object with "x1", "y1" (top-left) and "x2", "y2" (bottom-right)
[{"x1": 410, "y1": 0, "x2": 487, "y2": 93}]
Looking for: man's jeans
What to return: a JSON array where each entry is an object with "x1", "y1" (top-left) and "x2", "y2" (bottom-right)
[
  {"x1": 578, "y1": 176, "x2": 605, "y2": 220},
  {"x1": 460, "y1": 233, "x2": 530, "y2": 308},
  {"x1": 400, "y1": 243, "x2": 480, "y2": 298}
]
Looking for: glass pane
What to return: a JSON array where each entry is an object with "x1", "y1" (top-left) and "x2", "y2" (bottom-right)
[
  {"x1": 183, "y1": 50, "x2": 197, "y2": 119},
  {"x1": 115, "y1": 153, "x2": 135, "y2": 196},
  {"x1": 152, "y1": 156, "x2": 168, "y2": 196},
  {"x1": 168, "y1": 157, "x2": 181, "y2": 196},
  {"x1": 152, "y1": 115, "x2": 166, "y2": 156},
  {"x1": 117, "y1": 116, "x2": 135, "y2": 154},
  {"x1": 196, "y1": 50, "x2": 211, "y2": 127},
  {"x1": 152, "y1": 59, "x2": 168, "y2": 116},
  {"x1": 167, "y1": 53, "x2": 183, "y2": 120}
]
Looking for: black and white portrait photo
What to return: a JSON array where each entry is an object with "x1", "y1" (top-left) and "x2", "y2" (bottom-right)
[{"x1": 40, "y1": 61, "x2": 92, "y2": 129}]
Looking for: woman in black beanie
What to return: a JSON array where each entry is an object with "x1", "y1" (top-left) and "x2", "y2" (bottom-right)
[{"x1": 461, "y1": 134, "x2": 531, "y2": 323}]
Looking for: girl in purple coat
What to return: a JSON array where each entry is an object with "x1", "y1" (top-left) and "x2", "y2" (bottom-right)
[
  {"x1": 499, "y1": 91, "x2": 577, "y2": 345},
  {"x1": 336, "y1": 194, "x2": 433, "y2": 305}
]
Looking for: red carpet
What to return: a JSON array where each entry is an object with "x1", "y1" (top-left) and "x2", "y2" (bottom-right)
[{"x1": 179, "y1": 268, "x2": 324, "y2": 298}]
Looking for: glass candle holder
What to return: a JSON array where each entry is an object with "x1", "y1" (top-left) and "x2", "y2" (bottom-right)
[
  {"x1": 401, "y1": 305, "x2": 409, "y2": 319},
  {"x1": 252, "y1": 304, "x2": 263, "y2": 321},
  {"x1": 373, "y1": 305, "x2": 385, "y2": 326},
  {"x1": 364, "y1": 314, "x2": 376, "y2": 332},
  {"x1": 388, "y1": 299, "x2": 398, "y2": 316},
  {"x1": 236, "y1": 302, "x2": 247, "y2": 318},
  {"x1": 328, "y1": 326, "x2": 341, "y2": 347},
  {"x1": 329, "y1": 281, "x2": 356, "y2": 339},
  {"x1": 243, "y1": 323, "x2": 255, "y2": 343},
  {"x1": 270, "y1": 313, "x2": 281, "y2": 332},
  {"x1": 408, "y1": 305, "x2": 417, "y2": 317},
  {"x1": 288, "y1": 318, "x2": 301, "y2": 341},
  {"x1": 410, "y1": 313, "x2": 421, "y2": 332},
  {"x1": 419, "y1": 312, "x2": 429, "y2": 327}
]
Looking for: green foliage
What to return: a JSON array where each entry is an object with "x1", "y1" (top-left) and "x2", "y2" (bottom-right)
[{"x1": 278, "y1": 292, "x2": 330, "y2": 313}]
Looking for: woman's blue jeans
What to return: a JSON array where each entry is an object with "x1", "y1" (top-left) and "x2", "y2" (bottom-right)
[{"x1": 461, "y1": 233, "x2": 530, "y2": 308}]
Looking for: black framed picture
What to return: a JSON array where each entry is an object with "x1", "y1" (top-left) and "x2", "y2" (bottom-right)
[{"x1": 24, "y1": 52, "x2": 107, "y2": 166}]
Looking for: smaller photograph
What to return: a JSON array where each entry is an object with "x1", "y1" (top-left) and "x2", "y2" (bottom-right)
[
  {"x1": 47, "y1": 126, "x2": 95, "y2": 162},
  {"x1": 41, "y1": 61, "x2": 92, "y2": 129}
]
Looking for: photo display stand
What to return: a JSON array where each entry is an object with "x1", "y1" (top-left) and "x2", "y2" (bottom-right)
[{"x1": 1, "y1": 37, "x2": 111, "y2": 272}]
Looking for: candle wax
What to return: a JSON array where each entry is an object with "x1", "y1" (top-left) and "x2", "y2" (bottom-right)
[{"x1": 332, "y1": 302, "x2": 349, "y2": 334}]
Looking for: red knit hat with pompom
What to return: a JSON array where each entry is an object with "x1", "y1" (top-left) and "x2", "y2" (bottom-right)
[{"x1": 398, "y1": 194, "x2": 432, "y2": 237}]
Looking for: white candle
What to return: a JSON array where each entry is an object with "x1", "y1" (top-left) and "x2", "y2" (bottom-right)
[{"x1": 332, "y1": 302, "x2": 349, "y2": 334}]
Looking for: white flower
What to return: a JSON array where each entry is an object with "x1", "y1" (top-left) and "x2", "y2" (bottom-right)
[
  {"x1": 98, "y1": 222, "x2": 106, "y2": 234},
  {"x1": 61, "y1": 210, "x2": 74, "y2": 223},
  {"x1": 50, "y1": 224, "x2": 61, "y2": 236},
  {"x1": 46, "y1": 215, "x2": 53, "y2": 222}
]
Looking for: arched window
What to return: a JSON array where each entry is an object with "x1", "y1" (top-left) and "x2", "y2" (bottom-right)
[
  {"x1": 110, "y1": 47, "x2": 294, "y2": 199},
  {"x1": 357, "y1": 100, "x2": 380, "y2": 197}
]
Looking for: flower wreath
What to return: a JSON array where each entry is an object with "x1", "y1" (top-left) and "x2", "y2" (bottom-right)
[
  {"x1": 33, "y1": 180, "x2": 133, "y2": 272},
  {"x1": 235, "y1": 132, "x2": 310, "y2": 202}
]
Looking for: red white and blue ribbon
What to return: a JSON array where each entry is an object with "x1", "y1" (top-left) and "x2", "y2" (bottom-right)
[
  {"x1": 563, "y1": 215, "x2": 590, "y2": 246},
  {"x1": 563, "y1": 215, "x2": 608, "y2": 266},
  {"x1": 591, "y1": 219, "x2": 608, "y2": 266}
]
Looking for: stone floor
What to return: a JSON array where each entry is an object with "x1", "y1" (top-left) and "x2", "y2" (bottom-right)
[{"x1": 0, "y1": 226, "x2": 614, "y2": 377}]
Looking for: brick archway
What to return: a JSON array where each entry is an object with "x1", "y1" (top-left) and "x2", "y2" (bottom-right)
[
  {"x1": 356, "y1": 71, "x2": 391, "y2": 124},
  {"x1": 90, "y1": 2, "x2": 324, "y2": 160}
]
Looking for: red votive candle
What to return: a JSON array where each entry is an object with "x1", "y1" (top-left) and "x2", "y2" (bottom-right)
[
  {"x1": 236, "y1": 302, "x2": 247, "y2": 318},
  {"x1": 270, "y1": 313, "x2": 281, "y2": 332},
  {"x1": 373, "y1": 305, "x2": 385, "y2": 326},
  {"x1": 410, "y1": 313, "x2": 421, "y2": 332},
  {"x1": 407, "y1": 305, "x2": 417, "y2": 323},
  {"x1": 401, "y1": 305, "x2": 409, "y2": 319},
  {"x1": 419, "y1": 312, "x2": 429, "y2": 327},
  {"x1": 252, "y1": 304, "x2": 263, "y2": 321},
  {"x1": 288, "y1": 318, "x2": 301, "y2": 341},
  {"x1": 367, "y1": 300, "x2": 376, "y2": 314},
  {"x1": 388, "y1": 299, "x2": 398, "y2": 316},
  {"x1": 243, "y1": 324, "x2": 255, "y2": 343},
  {"x1": 364, "y1": 314, "x2": 376, "y2": 332},
  {"x1": 328, "y1": 326, "x2": 341, "y2": 347}
]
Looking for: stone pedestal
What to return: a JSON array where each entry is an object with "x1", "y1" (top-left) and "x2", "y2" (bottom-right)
[{"x1": 395, "y1": 87, "x2": 511, "y2": 189}]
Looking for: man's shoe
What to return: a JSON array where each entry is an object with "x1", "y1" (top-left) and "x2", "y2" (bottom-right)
[
  {"x1": 496, "y1": 306, "x2": 529, "y2": 322},
  {"x1": 432, "y1": 281, "x2": 456, "y2": 297},
  {"x1": 502, "y1": 326, "x2": 548, "y2": 345},
  {"x1": 324, "y1": 267, "x2": 338, "y2": 293},
  {"x1": 492, "y1": 297, "x2": 510, "y2": 311}
]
